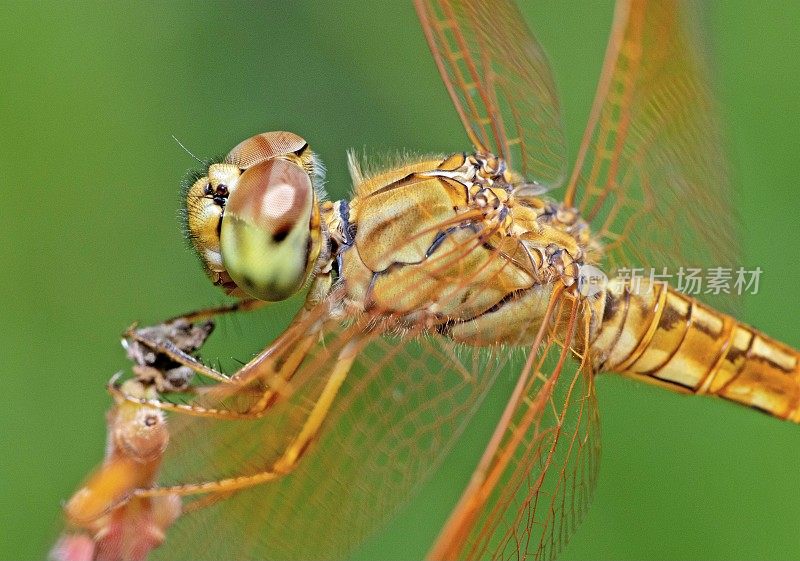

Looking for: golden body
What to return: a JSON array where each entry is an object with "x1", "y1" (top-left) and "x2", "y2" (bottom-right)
[
  {"x1": 595, "y1": 279, "x2": 800, "y2": 421},
  {"x1": 330, "y1": 153, "x2": 800, "y2": 423},
  {"x1": 335, "y1": 155, "x2": 578, "y2": 345},
  {"x1": 54, "y1": 1, "x2": 800, "y2": 560}
]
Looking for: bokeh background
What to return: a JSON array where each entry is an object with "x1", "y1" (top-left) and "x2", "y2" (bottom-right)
[{"x1": 2, "y1": 1, "x2": 798, "y2": 560}]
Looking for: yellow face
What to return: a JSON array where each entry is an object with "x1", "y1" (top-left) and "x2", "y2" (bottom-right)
[{"x1": 183, "y1": 131, "x2": 324, "y2": 301}]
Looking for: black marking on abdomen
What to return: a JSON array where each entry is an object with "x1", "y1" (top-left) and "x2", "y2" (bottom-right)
[
  {"x1": 602, "y1": 291, "x2": 619, "y2": 322},
  {"x1": 659, "y1": 304, "x2": 684, "y2": 331},
  {"x1": 749, "y1": 351, "x2": 796, "y2": 374},
  {"x1": 650, "y1": 372, "x2": 696, "y2": 391},
  {"x1": 693, "y1": 320, "x2": 718, "y2": 337}
]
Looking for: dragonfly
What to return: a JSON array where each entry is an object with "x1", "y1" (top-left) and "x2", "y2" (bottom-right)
[{"x1": 55, "y1": 1, "x2": 800, "y2": 560}]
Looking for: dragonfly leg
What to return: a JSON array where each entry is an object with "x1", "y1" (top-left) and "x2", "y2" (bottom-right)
[
  {"x1": 124, "y1": 324, "x2": 230, "y2": 385},
  {"x1": 115, "y1": 329, "x2": 319, "y2": 420},
  {"x1": 134, "y1": 339, "x2": 359, "y2": 498},
  {"x1": 121, "y1": 284, "x2": 339, "y2": 419},
  {"x1": 123, "y1": 273, "x2": 334, "y2": 391},
  {"x1": 163, "y1": 299, "x2": 268, "y2": 324},
  {"x1": 123, "y1": 299, "x2": 267, "y2": 386}
]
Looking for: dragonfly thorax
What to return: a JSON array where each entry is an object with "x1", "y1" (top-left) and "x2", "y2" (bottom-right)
[
  {"x1": 321, "y1": 151, "x2": 597, "y2": 345},
  {"x1": 425, "y1": 151, "x2": 595, "y2": 287}
]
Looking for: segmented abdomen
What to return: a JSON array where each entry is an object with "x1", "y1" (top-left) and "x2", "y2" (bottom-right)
[{"x1": 592, "y1": 278, "x2": 800, "y2": 422}]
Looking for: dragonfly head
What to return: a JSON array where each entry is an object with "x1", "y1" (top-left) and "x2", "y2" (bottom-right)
[{"x1": 183, "y1": 131, "x2": 325, "y2": 301}]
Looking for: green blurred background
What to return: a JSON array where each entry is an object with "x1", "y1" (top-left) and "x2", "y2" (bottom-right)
[{"x1": 1, "y1": 1, "x2": 798, "y2": 559}]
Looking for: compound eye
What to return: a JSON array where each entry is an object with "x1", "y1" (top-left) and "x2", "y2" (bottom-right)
[
  {"x1": 225, "y1": 131, "x2": 307, "y2": 170},
  {"x1": 220, "y1": 158, "x2": 315, "y2": 301}
]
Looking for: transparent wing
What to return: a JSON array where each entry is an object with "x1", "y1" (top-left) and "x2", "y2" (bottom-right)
[
  {"x1": 429, "y1": 294, "x2": 601, "y2": 561},
  {"x1": 563, "y1": 0, "x2": 739, "y2": 311},
  {"x1": 151, "y1": 316, "x2": 505, "y2": 560},
  {"x1": 414, "y1": 0, "x2": 567, "y2": 188},
  {"x1": 139, "y1": 197, "x2": 591, "y2": 560}
]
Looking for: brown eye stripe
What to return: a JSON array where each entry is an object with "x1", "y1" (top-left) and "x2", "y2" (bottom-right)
[{"x1": 227, "y1": 158, "x2": 312, "y2": 234}]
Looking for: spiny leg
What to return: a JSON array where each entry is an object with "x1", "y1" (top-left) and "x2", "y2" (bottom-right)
[
  {"x1": 124, "y1": 273, "x2": 335, "y2": 392},
  {"x1": 123, "y1": 299, "x2": 268, "y2": 386},
  {"x1": 118, "y1": 297, "x2": 303, "y2": 418},
  {"x1": 115, "y1": 330, "x2": 319, "y2": 420},
  {"x1": 120, "y1": 282, "x2": 339, "y2": 420},
  {"x1": 134, "y1": 338, "x2": 360, "y2": 498}
]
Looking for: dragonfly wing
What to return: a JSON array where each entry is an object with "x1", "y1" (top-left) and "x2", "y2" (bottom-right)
[
  {"x1": 563, "y1": 0, "x2": 740, "y2": 311},
  {"x1": 147, "y1": 212, "x2": 558, "y2": 560},
  {"x1": 414, "y1": 0, "x2": 567, "y2": 188},
  {"x1": 151, "y1": 320, "x2": 509, "y2": 560},
  {"x1": 429, "y1": 294, "x2": 601, "y2": 561}
]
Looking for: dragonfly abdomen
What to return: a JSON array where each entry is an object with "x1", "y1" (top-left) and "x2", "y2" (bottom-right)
[{"x1": 592, "y1": 278, "x2": 800, "y2": 422}]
